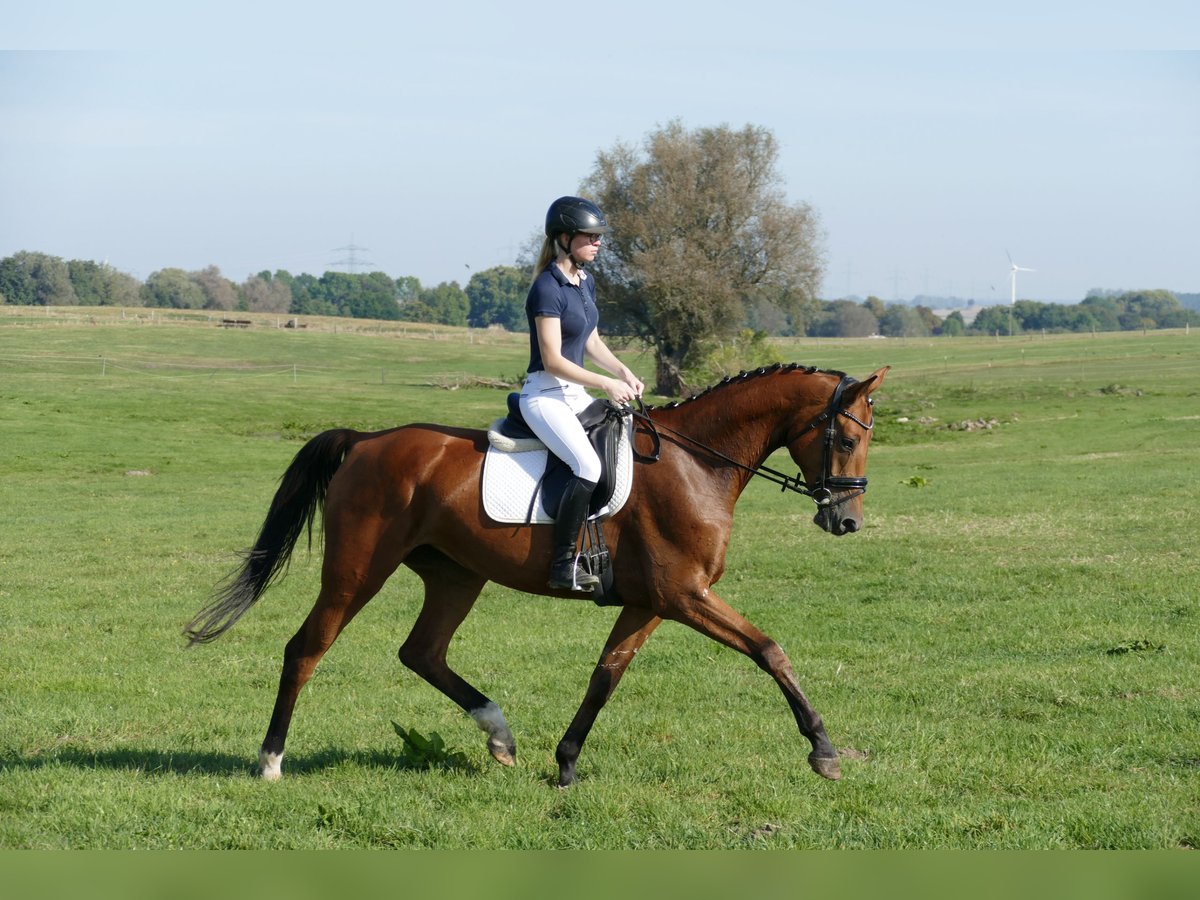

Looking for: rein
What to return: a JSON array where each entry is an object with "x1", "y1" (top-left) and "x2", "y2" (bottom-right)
[{"x1": 631, "y1": 376, "x2": 874, "y2": 508}]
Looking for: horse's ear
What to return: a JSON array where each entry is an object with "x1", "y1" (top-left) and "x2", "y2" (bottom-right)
[{"x1": 849, "y1": 366, "x2": 890, "y2": 400}]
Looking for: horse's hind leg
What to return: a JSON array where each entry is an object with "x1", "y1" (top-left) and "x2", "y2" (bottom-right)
[
  {"x1": 260, "y1": 532, "x2": 404, "y2": 780},
  {"x1": 259, "y1": 586, "x2": 378, "y2": 779},
  {"x1": 399, "y1": 552, "x2": 515, "y2": 766}
]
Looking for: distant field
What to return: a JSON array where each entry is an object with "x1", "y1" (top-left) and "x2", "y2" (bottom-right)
[{"x1": 1, "y1": 306, "x2": 1196, "y2": 848}]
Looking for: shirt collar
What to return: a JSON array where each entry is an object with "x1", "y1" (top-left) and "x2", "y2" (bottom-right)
[{"x1": 548, "y1": 263, "x2": 587, "y2": 286}]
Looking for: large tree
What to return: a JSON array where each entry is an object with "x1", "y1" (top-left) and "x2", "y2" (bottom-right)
[
  {"x1": 142, "y1": 268, "x2": 205, "y2": 309},
  {"x1": 466, "y1": 265, "x2": 527, "y2": 331},
  {"x1": 0, "y1": 251, "x2": 77, "y2": 305},
  {"x1": 582, "y1": 121, "x2": 824, "y2": 395},
  {"x1": 240, "y1": 272, "x2": 293, "y2": 313},
  {"x1": 190, "y1": 265, "x2": 238, "y2": 311},
  {"x1": 67, "y1": 259, "x2": 141, "y2": 306}
]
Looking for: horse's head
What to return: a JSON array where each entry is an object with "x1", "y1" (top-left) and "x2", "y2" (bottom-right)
[{"x1": 787, "y1": 367, "x2": 889, "y2": 536}]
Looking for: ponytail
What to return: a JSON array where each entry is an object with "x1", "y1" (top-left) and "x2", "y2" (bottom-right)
[{"x1": 530, "y1": 236, "x2": 559, "y2": 287}]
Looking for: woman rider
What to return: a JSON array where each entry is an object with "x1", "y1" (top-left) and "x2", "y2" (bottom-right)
[{"x1": 520, "y1": 196, "x2": 644, "y2": 591}]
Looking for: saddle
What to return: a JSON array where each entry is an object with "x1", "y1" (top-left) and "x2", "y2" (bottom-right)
[
  {"x1": 487, "y1": 393, "x2": 631, "y2": 520},
  {"x1": 482, "y1": 394, "x2": 641, "y2": 608}
]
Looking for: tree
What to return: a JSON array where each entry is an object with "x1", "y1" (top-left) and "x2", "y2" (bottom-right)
[
  {"x1": 1012, "y1": 300, "x2": 1043, "y2": 333},
  {"x1": 412, "y1": 282, "x2": 469, "y2": 326},
  {"x1": 824, "y1": 300, "x2": 878, "y2": 337},
  {"x1": 396, "y1": 275, "x2": 421, "y2": 307},
  {"x1": 190, "y1": 266, "x2": 238, "y2": 311},
  {"x1": 743, "y1": 291, "x2": 792, "y2": 335},
  {"x1": 0, "y1": 254, "x2": 37, "y2": 304},
  {"x1": 879, "y1": 303, "x2": 929, "y2": 337},
  {"x1": 940, "y1": 311, "x2": 966, "y2": 336},
  {"x1": 466, "y1": 265, "x2": 527, "y2": 330},
  {"x1": 914, "y1": 305, "x2": 941, "y2": 334},
  {"x1": 970, "y1": 305, "x2": 1013, "y2": 335},
  {"x1": 355, "y1": 272, "x2": 402, "y2": 320},
  {"x1": 1080, "y1": 295, "x2": 1121, "y2": 331},
  {"x1": 318, "y1": 272, "x2": 361, "y2": 317},
  {"x1": 862, "y1": 295, "x2": 886, "y2": 321},
  {"x1": 142, "y1": 268, "x2": 205, "y2": 309},
  {"x1": 241, "y1": 273, "x2": 293, "y2": 313},
  {"x1": 1120, "y1": 289, "x2": 1186, "y2": 329},
  {"x1": 102, "y1": 268, "x2": 142, "y2": 306},
  {"x1": 280, "y1": 271, "x2": 335, "y2": 316},
  {"x1": 67, "y1": 259, "x2": 107, "y2": 306},
  {"x1": 583, "y1": 120, "x2": 824, "y2": 395},
  {"x1": 0, "y1": 251, "x2": 76, "y2": 305}
]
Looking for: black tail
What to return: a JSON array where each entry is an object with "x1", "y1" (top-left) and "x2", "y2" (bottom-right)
[{"x1": 184, "y1": 429, "x2": 362, "y2": 646}]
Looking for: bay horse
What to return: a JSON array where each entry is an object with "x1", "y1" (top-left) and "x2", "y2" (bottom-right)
[{"x1": 185, "y1": 363, "x2": 888, "y2": 787}]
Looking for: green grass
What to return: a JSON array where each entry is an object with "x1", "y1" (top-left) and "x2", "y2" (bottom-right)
[{"x1": 1, "y1": 307, "x2": 1197, "y2": 848}]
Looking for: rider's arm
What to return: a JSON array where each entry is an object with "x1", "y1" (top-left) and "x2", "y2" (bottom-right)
[{"x1": 534, "y1": 317, "x2": 638, "y2": 404}]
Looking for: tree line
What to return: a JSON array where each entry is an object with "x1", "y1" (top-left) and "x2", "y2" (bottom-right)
[
  {"x1": 3, "y1": 249, "x2": 1194, "y2": 340},
  {"x1": 0, "y1": 251, "x2": 519, "y2": 329}
]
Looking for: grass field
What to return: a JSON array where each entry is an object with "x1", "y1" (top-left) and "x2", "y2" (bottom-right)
[{"x1": 1, "y1": 305, "x2": 1197, "y2": 849}]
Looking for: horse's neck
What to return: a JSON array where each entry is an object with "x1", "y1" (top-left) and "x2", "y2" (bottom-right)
[{"x1": 659, "y1": 372, "x2": 828, "y2": 469}]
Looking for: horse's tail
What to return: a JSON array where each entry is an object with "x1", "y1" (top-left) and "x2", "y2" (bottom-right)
[{"x1": 184, "y1": 429, "x2": 362, "y2": 646}]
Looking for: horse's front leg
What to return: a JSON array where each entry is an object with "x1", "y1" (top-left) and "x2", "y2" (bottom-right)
[
  {"x1": 556, "y1": 607, "x2": 661, "y2": 787},
  {"x1": 673, "y1": 589, "x2": 841, "y2": 780}
]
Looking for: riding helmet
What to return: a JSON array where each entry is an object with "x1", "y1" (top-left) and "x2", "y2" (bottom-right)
[{"x1": 544, "y1": 196, "x2": 611, "y2": 238}]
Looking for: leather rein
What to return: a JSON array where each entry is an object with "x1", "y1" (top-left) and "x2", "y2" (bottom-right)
[{"x1": 630, "y1": 375, "x2": 874, "y2": 509}]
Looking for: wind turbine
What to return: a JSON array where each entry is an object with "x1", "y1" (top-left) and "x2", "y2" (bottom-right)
[
  {"x1": 1004, "y1": 251, "x2": 1035, "y2": 336},
  {"x1": 1006, "y1": 250, "x2": 1035, "y2": 306}
]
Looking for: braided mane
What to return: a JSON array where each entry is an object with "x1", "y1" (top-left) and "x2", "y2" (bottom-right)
[{"x1": 658, "y1": 362, "x2": 845, "y2": 409}]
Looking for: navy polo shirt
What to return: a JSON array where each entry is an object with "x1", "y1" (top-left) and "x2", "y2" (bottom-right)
[{"x1": 525, "y1": 264, "x2": 599, "y2": 373}]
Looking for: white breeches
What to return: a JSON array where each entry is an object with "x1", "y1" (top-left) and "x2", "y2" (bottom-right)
[{"x1": 519, "y1": 370, "x2": 602, "y2": 483}]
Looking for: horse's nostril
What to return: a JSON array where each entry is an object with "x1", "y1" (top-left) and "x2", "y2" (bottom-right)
[{"x1": 841, "y1": 519, "x2": 859, "y2": 534}]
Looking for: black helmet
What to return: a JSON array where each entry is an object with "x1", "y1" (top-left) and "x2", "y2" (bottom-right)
[{"x1": 544, "y1": 196, "x2": 611, "y2": 238}]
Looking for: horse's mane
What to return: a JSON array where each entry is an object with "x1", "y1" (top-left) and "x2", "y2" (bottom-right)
[{"x1": 656, "y1": 362, "x2": 846, "y2": 410}]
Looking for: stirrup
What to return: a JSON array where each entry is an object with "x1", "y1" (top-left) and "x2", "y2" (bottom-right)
[{"x1": 549, "y1": 562, "x2": 598, "y2": 592}]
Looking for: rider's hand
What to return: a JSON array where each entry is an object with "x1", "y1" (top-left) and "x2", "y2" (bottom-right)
[{"x1": 604, "y1": 377, "x2": 637, "y2": 406}]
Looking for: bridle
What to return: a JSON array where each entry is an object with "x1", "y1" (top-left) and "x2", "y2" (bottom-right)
[
  {"x1": 631, "y1": 375, "x2": 875, "y2": 509},
  {"x1": 789, "y1": 375, "x2": 875, "y2": 508}
]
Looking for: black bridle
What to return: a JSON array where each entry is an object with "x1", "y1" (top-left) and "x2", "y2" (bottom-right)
[{"x1": 631, "y1": 375, "x2": 875, "y2": 509}]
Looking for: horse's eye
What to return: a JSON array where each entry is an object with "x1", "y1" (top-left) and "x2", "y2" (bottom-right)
[{"x1": 840, "y1": 437, "x2": 857, "y2": 452}]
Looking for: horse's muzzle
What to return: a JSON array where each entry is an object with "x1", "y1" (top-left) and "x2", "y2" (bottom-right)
[{"x1": 813, "y1": 507, "x2": 861, "y2": 536}]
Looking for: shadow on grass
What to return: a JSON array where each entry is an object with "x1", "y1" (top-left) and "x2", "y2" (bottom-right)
[{"x1": 0, "y1": 746, "x2": 427, "y2": 778}]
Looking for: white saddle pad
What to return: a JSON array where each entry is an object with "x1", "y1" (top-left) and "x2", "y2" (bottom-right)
[{"x1": 481, "y1": 420, "x2": 634, "y2": 524}]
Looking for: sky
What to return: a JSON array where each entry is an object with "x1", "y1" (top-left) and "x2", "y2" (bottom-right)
[{"x1": 2, "y1": 2, "x2": 1198, "y2": 305}]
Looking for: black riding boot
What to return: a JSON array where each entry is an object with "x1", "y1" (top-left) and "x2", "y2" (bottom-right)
[{"x1": 548, "y1": 476, "x2": 599, "y2": 591}]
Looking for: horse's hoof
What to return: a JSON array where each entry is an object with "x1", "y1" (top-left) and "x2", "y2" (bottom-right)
[
  {"x1": 807, "y1": 753, "x2": 842, "y2": 780},
  {"x1": 259, "y1": 750, "x2": 283, "y2": 781},
  {"x1": 489, "y1": 742, "x2": 517, "y2": 767}
]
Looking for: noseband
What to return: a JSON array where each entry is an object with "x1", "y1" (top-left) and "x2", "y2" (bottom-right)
[{"x1": 631, "y1": 375, "x2": 874, "y2": 508}]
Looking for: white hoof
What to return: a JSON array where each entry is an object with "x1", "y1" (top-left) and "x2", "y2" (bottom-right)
[{"x1": 259, "y1": 750, "x2": 283, "y2": 781}]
